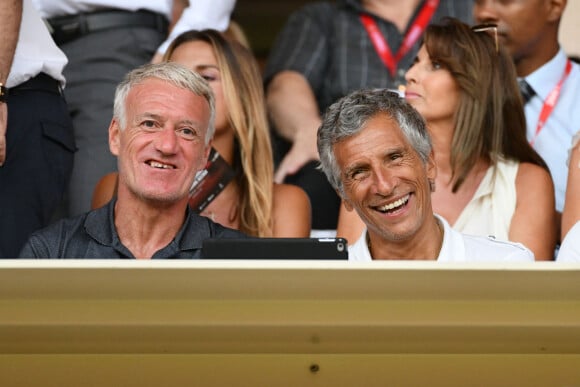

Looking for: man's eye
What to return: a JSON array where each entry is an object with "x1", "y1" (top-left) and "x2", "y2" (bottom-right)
[
  {"x1": 177, "y1": 127, "x2": 197, "y2": 140},
  {"x1": 349, "y1": 169, "x2": 368, "y2": 180},
  {"x1": 141, "y1": 120, "x2": 157, "y2": 128}
]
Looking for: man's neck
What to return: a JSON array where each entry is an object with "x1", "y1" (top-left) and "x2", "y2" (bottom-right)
[
  {"x1": 368, "y1": 215, "x2": 444, "y2": 260},
  {"x1": 362, "y1": 0, "x2": 423, "y2": 33},
  {"x1": 514, "y1": 32, "x2": 561, "y2": 77},
  {"x1": 114, "y1": 194, "x2": 188, "y2": 259}
]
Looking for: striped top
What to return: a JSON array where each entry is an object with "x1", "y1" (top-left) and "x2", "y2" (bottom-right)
[{"x1": 264, "y1": 0, "x2": 473, "y2": 112}]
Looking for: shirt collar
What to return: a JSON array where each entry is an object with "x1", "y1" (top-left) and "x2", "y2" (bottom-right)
[
  {"x1": 435, "y1": 214, "x2": 466, "y2": 262},
  {"x1": 524, "y1": 48, "x2": 568, "y2": 101},
  {"x1": 84, "y1": 199, "x2": 210, "y2": 257},
  {"x1": 84, "y1": 200, "x2": 118, "y2": 247},
  {"x1": 354, "y1": 214, "x2": 454, "y2": 261}
]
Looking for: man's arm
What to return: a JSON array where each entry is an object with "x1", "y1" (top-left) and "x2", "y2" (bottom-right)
[
  {"x1": 169, "y1": 0, "x2": 189, "y2": 32},
  {"x1": 151, "y1": 0, "x2": 235, "y2": 63},
  {"x1": 0, "y1": 0, "x2": 23, "y2": 166},
  {"x1": 266, "y1": 71, "x2": 322, "y2": 183}
]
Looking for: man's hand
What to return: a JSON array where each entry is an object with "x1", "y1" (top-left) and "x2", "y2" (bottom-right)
[
  {"x1": 0, "y1": 103, "x2": 7, "y2": 166},
  {"x1": 267, "y1": 71, "x2": 323, "y2": 183},
  {"x1": 274, "y1": 129, "x2": 319, "y2": 184},
  {"x1": 151, "y1": 52, "x2": 163, "y2": 64}
]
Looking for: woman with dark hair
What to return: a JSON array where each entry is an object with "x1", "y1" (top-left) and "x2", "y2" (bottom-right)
[{"x1": 337, "y1": 18, "x2": 556, "y2": 259}]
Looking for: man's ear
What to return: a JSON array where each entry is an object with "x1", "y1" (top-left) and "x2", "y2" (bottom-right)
[
  {"x1": 109, "y1": 119, "x2": 121, "y2": 156},
  {"x1": 204, "y1": 140, "x2": 213, "y2": 163},
  {"x1": 337, "y1": 189, "x2": 355, "y2": 212},
  {"x1": 426, "y1": 150, "x2": 437, "y2": 191},
  {"x1": 202, "y1": 141, "x2": 212, "y2": 166},
  {"x1": 547, "y1": 0, "x2": 566, "y2": 23}
]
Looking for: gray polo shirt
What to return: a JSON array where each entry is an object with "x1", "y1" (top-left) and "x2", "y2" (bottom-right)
[{"x1": 18, "y1": 200, "x2": 248, "y2": 258}]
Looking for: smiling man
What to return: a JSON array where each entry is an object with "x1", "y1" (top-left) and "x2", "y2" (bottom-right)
[
  {"x1": 317, "y1": 88, "x2": 534, "y2": 261},
  {"x1": 19, "y1": 62, "x2": 246, "y2": 259}
]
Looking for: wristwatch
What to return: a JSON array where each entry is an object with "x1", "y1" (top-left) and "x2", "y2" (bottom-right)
[{"x1": 0, "y1": 83, "x2": 6, "y2": 103}]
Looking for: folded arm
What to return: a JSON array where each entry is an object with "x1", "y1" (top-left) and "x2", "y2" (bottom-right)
[
  {"x1": 267, "y1": 71, "x2": 322, "y2": 183},
  {"x1": 510, "y1": 163, "x2": 557, "y2": 260}
]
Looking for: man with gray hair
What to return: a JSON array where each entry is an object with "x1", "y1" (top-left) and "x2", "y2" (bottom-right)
[
  {"x1": 317, "y1": 88, "x2": 534, "y2": 261},
  {"x1": 19, "y1": 62, "x2": 246, "y2": 259}
]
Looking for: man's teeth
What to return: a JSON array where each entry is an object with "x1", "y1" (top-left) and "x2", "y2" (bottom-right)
[
  {"x1": 378, "y1": 194, "x2": 409, "y2": 212},
  {"x1": 149, "y1": 161, "x2": 174, "y2": 169}
]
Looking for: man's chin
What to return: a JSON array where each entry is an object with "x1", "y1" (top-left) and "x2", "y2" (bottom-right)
[
  {"x1": 134, "y1": 189, "x2": 187, "y2": 206},
  {"x1": 370, "y1": 222, "x2": 419, "y2": 243}
]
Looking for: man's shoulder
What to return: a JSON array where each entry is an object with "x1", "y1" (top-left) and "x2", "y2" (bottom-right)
[
  {"x1": 460, "y1": 233, "x2": 535, "y2": 262},
  {"x1": 437, "y1": 215, "x2": 534, "y2": 262},
  {"x1": 33, "y1": 212, "x2": 90, "y2": 239},
  {"x1": 187, "y1": 212, "x2": 249, "y2": 240},
  {"x1": 18, "y1": 212, "x2": 94, "y2": 258},
  {"x1": 208, "y1": 222, "x2": 250, "y2": 239}
]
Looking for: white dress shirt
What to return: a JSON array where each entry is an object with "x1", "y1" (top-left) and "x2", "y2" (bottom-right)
[
  {"x1": 31, "y1": 0, "x2": 171, "y2": 18},
  {"x1": 32, "y1": 0, "x2": 236, "y2": 56},
  {"x1": 8, "y1": 0, "x2": 68, "y2": 88},
  {"x1": 348, "y1": 215, "x2": 534, "y2": 262},
  {"x1": 523, "y1": 48, "x2": 580, "y2": 212}
]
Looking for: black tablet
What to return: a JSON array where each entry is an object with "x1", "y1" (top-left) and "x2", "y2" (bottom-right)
[{"x1": 202, "y1": 237, "x2": 348, "y2": 260}]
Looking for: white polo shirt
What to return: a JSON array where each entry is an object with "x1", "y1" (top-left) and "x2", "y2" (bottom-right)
[
  {"x1": 557, "y1": 222, "x2": 580, "y2": 262},
  {"x1": 348, "y1": 215, "x2": 534, "y2": 262}
]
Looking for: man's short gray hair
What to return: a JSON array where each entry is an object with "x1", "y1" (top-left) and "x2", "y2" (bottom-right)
[
  {"x1": 113, "y1": 62, "x2": 216, "y2": 144},
  {"x1": 317, "y1": 88, "x2": 432, "y2": 195}
]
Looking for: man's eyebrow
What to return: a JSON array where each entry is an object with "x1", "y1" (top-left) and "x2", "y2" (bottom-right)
[
  {"x1": 178, "y1": 119, "x2": 205, "y2": 128},
  {"x1": 344, "y1": 162, "x2": 367, "y2": 176},
  {"x1": 134, "y1": 113, "x2": 162, "y2": 121},
  {"x1": 384, "y1": 146, "x2": 406, "y2": 155},
  {"x1": 132, "y1": 115, "x2": 205, "y2": 131}
]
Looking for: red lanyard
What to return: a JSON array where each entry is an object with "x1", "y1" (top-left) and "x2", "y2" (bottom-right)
[
  {"x1": 360, "y1": 0, "x2": 439, "y2": 77},
  {"x1": 530, "y1": 58, "x2": 572, "y2": 147}
]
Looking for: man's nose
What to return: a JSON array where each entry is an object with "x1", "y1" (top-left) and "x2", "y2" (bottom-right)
[
  {"x1": 155, "y1": 127, "x2": 178, "y2": 154},
  {"x1": 371, "y1": 168, "x2": 396, "y2": 196},
  {"x1": 473, "y1": 0, "x2": 499, "y2": 24}
]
